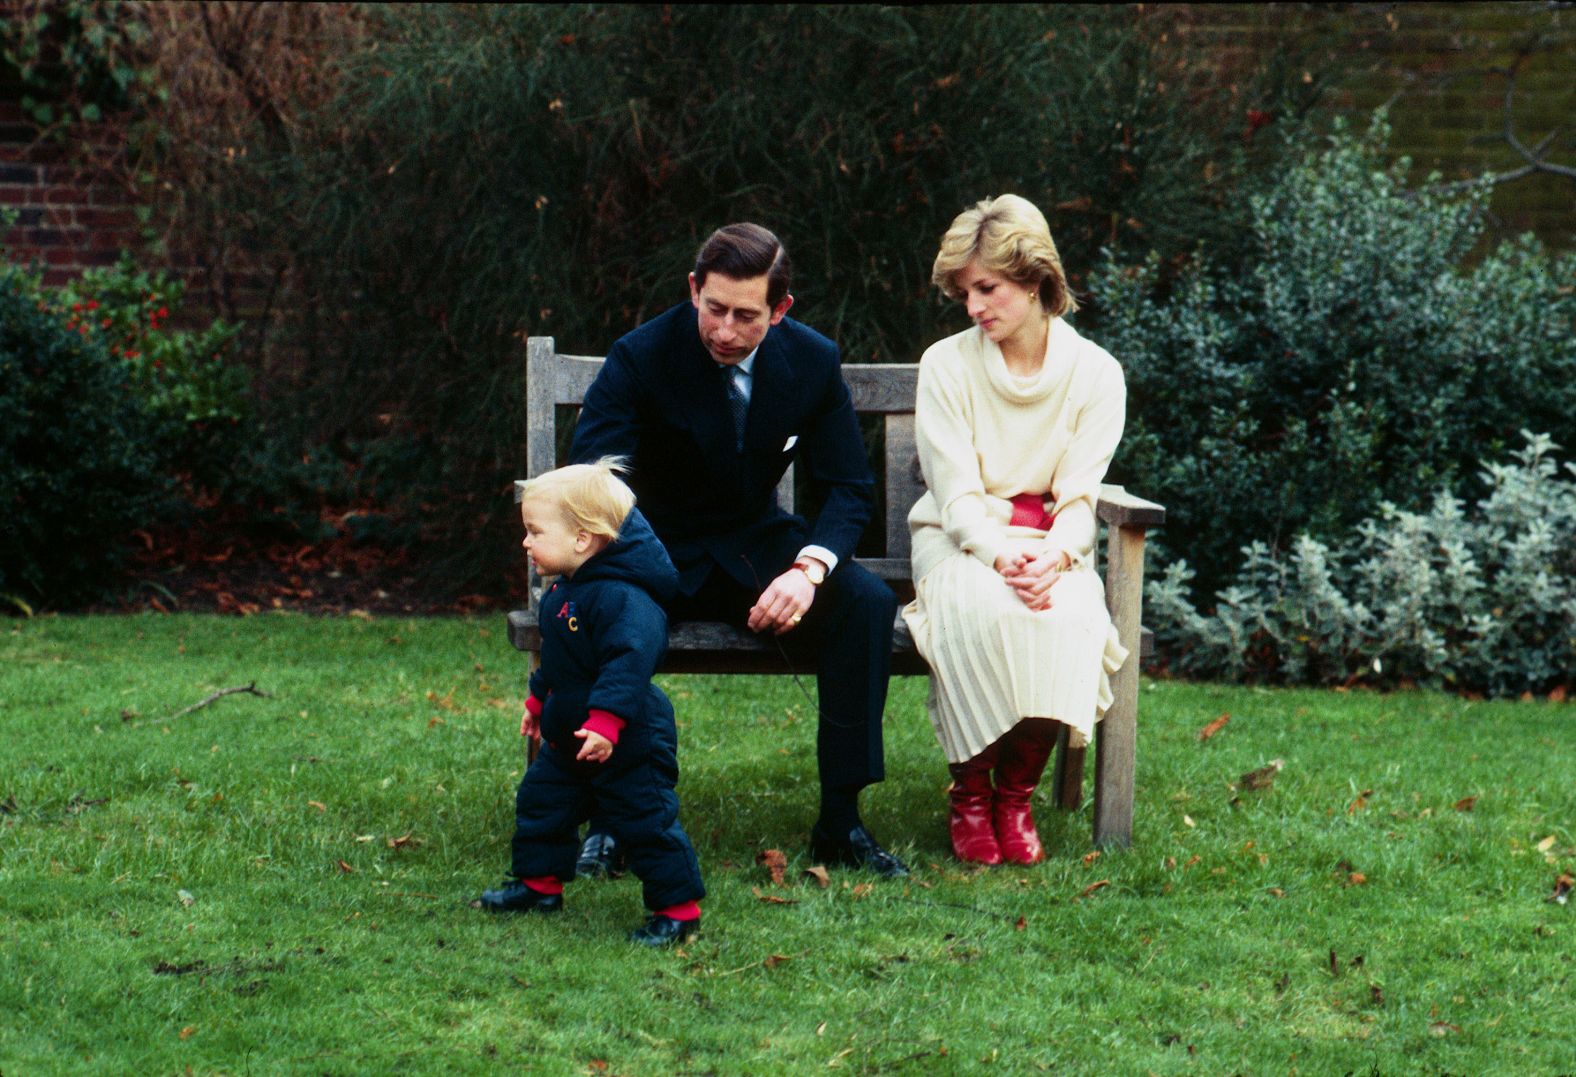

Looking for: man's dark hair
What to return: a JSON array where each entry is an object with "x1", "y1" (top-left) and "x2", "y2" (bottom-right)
[{"x1": 692, "y1": 223, "x2": 791, "y2": 308}]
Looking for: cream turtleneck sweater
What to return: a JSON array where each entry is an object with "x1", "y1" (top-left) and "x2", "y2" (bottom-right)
[{"x1": 907, "y1": 316, "x2": 1126, "y2": 582}]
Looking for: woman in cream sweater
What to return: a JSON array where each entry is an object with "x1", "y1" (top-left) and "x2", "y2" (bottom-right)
[{"x1": 903, "y1": 195, "x2": 1127, "y2": 865}]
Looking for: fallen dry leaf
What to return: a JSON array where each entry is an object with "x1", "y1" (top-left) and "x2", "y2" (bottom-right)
[
  {"x1": 335, "y1": 859, "x2": 355, "y2": 874},
  {"x1": 802, "y1": 865, "x2": 831, "y2": 888},
  {"x1": 763, "y1": 954, "x2": 791, "y2": 969},
  {"x1": 179, "y1": 1026, "x2": 196, "y2": 1041},
  {"x1": 1239, "y1": 759, "x2": 1285, "y2": 791},
  {"x1": 1267, "y1": 887, "x2": 1285, "y2": 898},
  {"x1": 1549, "y1": 684, "x2": 1568, "y2": 703},
  {"x1": 308, "y1": 801, "x2": 327, "y2": 813},
  {"x1": 1370, "y1": 983, "x2": 1386, "y2": 1006},
  {"x1": 1347, "y1": 790, "x2": 1372, "y2": 814},
  {"x1": 1535, "y1": 835, "x2": 1557, "y2": 853},
  {"x1": 755, "y1": 848, "x2": 788, "y2": 885},
  {"x1": 1082, "y1": 850, "x2": 1101, "y2": 867},
  {"x1": 387, "y1": 833, "x2": 420, "y2": 850},
  {"x1": 850, "y1": 882, "x2": 873, "y2": 899},
  {"x1": 1347, "y1": 872, "x2": 1368, "y2": 886},
  {"x1": 1014, "y1": 915, "x2": 1027, "y2": 931},
  {"x1": 176, "y1": 889, "x2": 195, "y2": 908},
  {"x1": 1428, "y1": 1021, "x2": 1460, "y2": 1037},
  {"x1": 1078, "y1": 879, "x2": 1111, "y2": 899},
  {"x1": 1548, "y1": 873, "x2": 1574, "y2": 905},
  {"x1": 751, "y1": 886, "x2": 797, "y2": 905},
  {"x1": 1183, "y1": 814, "x2": 1196, "y2": 828},
  {"x1": 1197, "y1": 713, "x2": 1230, "y2": 742},
  {"x1": 1452, "y1": 796, "x2": 1477, "y2": 812}
]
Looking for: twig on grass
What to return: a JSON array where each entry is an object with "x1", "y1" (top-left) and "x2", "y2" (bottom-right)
[{"x1": 168, "y1": 682, "x2": 273, "y2": 720}]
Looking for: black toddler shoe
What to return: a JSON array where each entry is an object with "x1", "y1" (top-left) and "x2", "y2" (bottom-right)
[
  {"x1": 575, "y1": 830, "x2": 625, "y2": 879},
  {"x1": 628, "y1": 914, "x2": 700, "y2": 947},
  {"x1": 478, "y1": 880, "x2": 564, "y2": 914},
  {"x1": 810, "y1": 822, "x2": 910, "y2": 879}
]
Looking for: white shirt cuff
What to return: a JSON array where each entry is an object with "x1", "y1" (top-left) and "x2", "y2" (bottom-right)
[{"x1": 796, "y1": 545, "x2": 839, "y2": 575}]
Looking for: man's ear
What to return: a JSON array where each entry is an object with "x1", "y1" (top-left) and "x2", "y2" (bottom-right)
[
  {"x1": 769, "y1": 293, "x2": 794, "y2": 325},
  {"x1": 688, "y1": 272, "x2": 702, "y2": 308}
]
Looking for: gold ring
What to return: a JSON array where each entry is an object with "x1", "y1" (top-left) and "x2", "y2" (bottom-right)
[{"x1": 790, "y1": 615, "x2": 802, "y2": 624}]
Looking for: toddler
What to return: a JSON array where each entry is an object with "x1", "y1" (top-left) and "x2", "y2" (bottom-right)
[{"x1": 478, "y1": 459, "x2": 704, "y2": 945}]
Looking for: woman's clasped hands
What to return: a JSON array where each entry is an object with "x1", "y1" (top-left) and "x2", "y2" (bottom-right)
[{"x1": 993, "y1": 542, "x2": 1073, "y2": 611}]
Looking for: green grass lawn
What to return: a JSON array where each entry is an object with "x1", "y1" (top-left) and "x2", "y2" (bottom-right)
[{"x1": 2, "y1": 614, "x2": 1572, "y2": 1075}]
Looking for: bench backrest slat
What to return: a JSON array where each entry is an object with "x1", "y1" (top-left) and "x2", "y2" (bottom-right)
[{"x1": 522, "y1": 339, "x2": 1163, "y2": 572}]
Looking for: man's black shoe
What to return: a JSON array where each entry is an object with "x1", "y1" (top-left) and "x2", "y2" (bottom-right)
[
  {"x1": 628, "y1": 914, "x2": 700, "y2": 947},
  {"x1": 478, "y1": 880, "x2": 564, "y2": 914},
  {"x1": 576, "y1": 830, "x2": 625, "y2": 879},
  {"x1": 810, "y1": 823, "x2": 910, "y2": 879}
]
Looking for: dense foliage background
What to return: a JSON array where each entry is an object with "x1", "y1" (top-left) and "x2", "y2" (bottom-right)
[{"x1": 115, "y1": 3, "x2": 1319, "y2": 591}]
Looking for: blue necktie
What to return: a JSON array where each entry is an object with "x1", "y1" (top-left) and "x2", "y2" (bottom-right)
[{"x1": 725, "y1": 366, "x2": 747, "y2": 451}]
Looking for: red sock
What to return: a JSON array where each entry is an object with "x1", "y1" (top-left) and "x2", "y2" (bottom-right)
[
  {"x1": 655, "y1": 900, "x2": 700, "y2": 922},
  {"x1": 520, "y1": 875, "x2": 563, "y2": 895}
]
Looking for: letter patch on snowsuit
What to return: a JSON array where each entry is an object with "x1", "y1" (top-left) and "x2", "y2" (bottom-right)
[{"x1": 556, "y1": 600, "x2": 580, "y2": 632}]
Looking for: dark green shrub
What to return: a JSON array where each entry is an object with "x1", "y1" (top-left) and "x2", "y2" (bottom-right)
[
  {"x1": 1091, "y1": 116, "x2": 1576, "y2": 598},
  {"x1": 0, "y1": 261, "x2": 163, "y2": 608}
]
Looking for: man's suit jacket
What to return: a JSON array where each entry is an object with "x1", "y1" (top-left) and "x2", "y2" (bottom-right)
[{"x1": 569, "y1": 301, "x2": 875, "y2": 597}]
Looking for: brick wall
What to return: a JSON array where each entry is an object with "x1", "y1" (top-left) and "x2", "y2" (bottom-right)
[
  {"x1": 1166, "y1": 1, "x2": 1576, "y2": 247},
  {"x1": 0, "y1": 93, "x2": 144, "y2": 286}
]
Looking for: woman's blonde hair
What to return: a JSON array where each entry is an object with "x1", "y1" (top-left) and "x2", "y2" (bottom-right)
[
  {"x1": 515, "y1": 456, "x2": 635, "y2": 540},
  {"x1": 931, "y1": 194, "x2": 1078, "y2": 317}
]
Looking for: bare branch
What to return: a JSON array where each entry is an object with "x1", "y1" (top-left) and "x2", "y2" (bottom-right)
[
  {"x1": 168, "y1": 681, "x2": 273, "y2": 720},
  {"x1": 1491, "y1": 47, "x2": 1576, "y2": 182}
]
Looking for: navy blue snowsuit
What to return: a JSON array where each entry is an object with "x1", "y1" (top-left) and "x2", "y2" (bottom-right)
[{"x1": 508, "y1": 507, "x2": 705, "y2": 911}]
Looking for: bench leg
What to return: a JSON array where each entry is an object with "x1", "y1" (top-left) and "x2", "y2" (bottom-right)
[
  {"x1": 1094, "y1": 523, "x2": 1147, "y2": 848},
  {"x1": 1052, "y1": 724, "x2": 1085, "y2": 811}
]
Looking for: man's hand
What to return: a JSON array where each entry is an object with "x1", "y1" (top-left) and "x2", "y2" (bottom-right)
[
  {"x1": 747, "y1": 564, "x2": 819, "y2": 635},
  {"x1": 574, "y1": 728, "x2": 614, "y2": 764},
  {"x1": 997, "y1": 546, "x2": 1072, "y2": 612}
]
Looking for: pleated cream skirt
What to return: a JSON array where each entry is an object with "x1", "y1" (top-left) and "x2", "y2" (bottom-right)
[{"x1": 903, "y1": 550, "x2": 1128, "y2": 765}]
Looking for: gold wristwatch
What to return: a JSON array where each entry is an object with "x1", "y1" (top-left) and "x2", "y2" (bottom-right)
[{"x1": 793, "y1": 559, "x2": 826, "y2": 586}]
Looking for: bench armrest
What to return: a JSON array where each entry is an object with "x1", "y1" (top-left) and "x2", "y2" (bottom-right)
[{"x1": 1097, "y1": 484, "x2": 1166, "y2": 528}]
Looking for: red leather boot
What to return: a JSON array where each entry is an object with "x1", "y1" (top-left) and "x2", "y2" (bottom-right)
[
  {"x1": 947, "y1": 742, "x2": 1002, "y2": 865},
  {"x1": 993, "y1": 719, "x2": 1058, "y2": 864}
]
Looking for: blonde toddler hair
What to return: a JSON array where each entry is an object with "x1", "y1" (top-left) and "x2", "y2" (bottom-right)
[
  {"x1": 515, "y1": 456, "x2": 635, "y2": 540},
  {"x1": 931, "y1": 193, "x2": 1078, "y2": 318}
]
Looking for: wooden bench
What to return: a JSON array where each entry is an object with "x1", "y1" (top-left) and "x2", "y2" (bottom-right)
[{"x1": 507, "y1": 336, "x2": 1165, "y2": 847}]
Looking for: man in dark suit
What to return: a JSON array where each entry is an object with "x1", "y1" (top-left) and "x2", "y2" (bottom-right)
[{"x1": 568, "y1": 222, "x2": 907, "y2": 878}]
